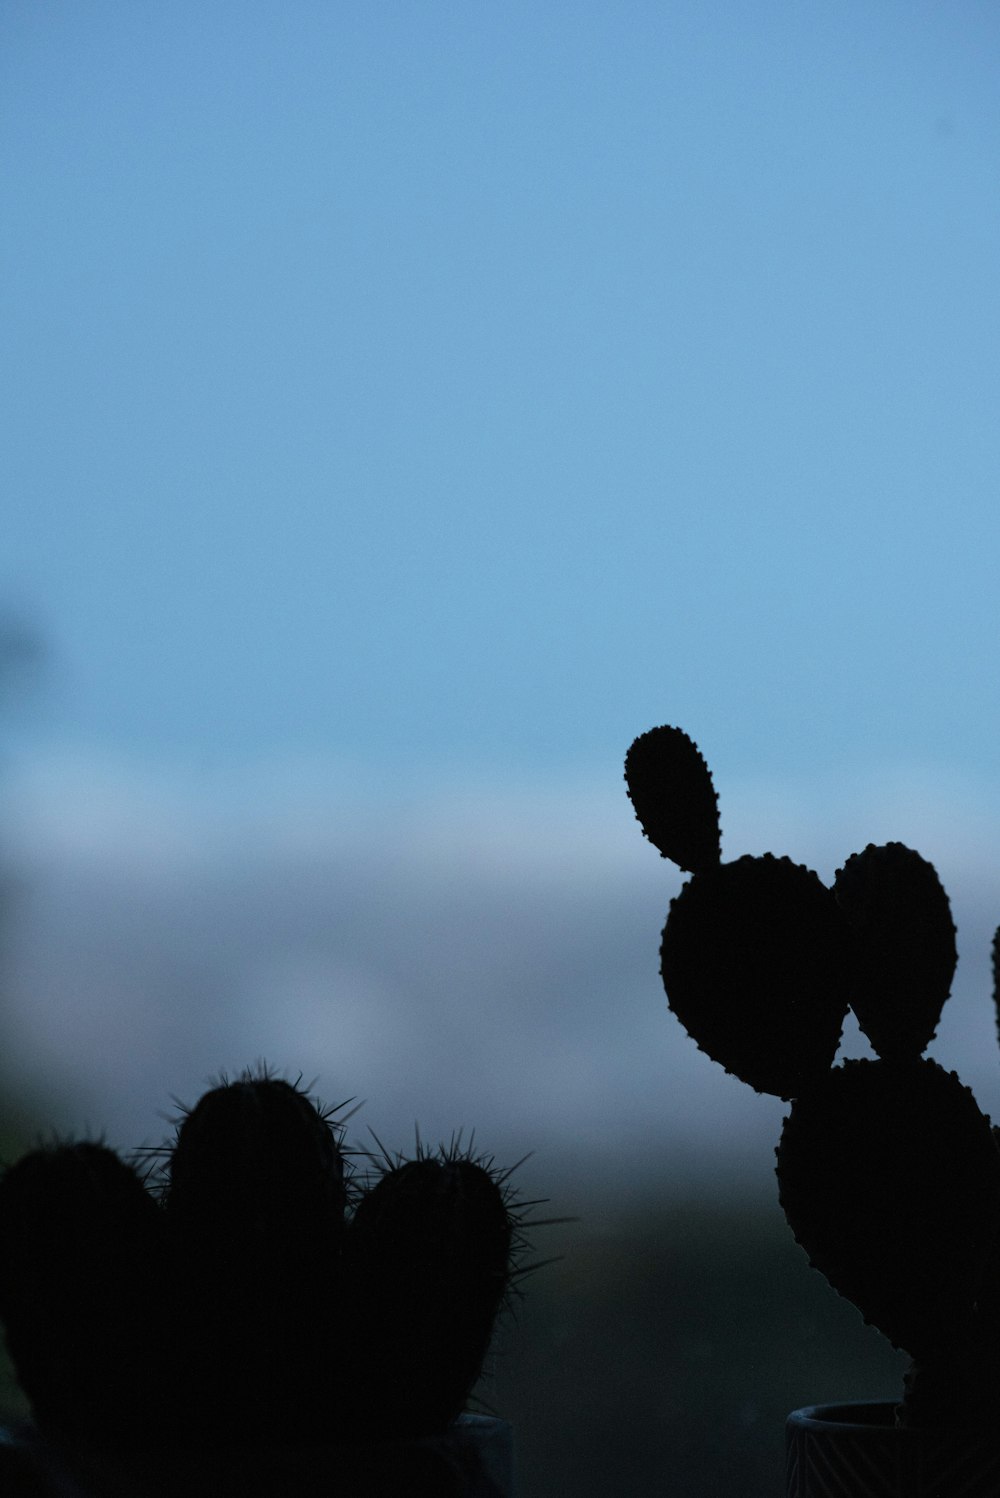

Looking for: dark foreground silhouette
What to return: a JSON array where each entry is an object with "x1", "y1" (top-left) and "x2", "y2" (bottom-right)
[
  {"x1": 626, "y1": 724, "x2": 1000, "y2": 1429},
  {"x1": 0, "y1": 1068, "x2": 539, "y2": 1496}
]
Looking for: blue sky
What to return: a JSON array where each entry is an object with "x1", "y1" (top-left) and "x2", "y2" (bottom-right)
[
  {"x1": 4, "y1": 1, "x2": 1000, "y2": 782},
  {"x1": 3, "y1": 5, "x2": 1000, "y2": 1176}
]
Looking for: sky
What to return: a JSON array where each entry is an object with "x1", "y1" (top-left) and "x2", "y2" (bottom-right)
[{"x1": 2, "y1": 3, "x2": 1000, "y2": 1192}]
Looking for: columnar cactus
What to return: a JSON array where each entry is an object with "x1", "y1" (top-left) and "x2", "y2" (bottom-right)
[
  {"x1": 0, "y1": 1068, "x2": 533, "y2": 1479},
  {"x1": 625, "y1": 724, "x2": 1000, "y2": 1427}
]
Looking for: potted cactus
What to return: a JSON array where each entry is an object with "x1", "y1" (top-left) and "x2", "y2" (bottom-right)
[
  {"x1": 0, "y1": 1068, "x2": 538, "y2": 1497},
  {"x1": 625, "y1": 725, "x2": 1000, "y2": 1498}
]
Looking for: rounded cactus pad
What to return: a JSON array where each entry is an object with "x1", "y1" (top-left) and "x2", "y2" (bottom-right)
[
  {"x1": 624, "y1": 725, "x2": 721, "y2": 874},
  {"x1": 834, "y1": 842, "x2": 957, "y2": 1061},
  {"x1": 777, "y1": 1058, "x2": 1000, "y2": 1360},
  {"x1": 660, "y1": 853, "x2": 849, "y2": 1097}
]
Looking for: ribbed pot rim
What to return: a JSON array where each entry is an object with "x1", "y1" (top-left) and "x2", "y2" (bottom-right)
[
  {"x1": 786, "y1": 1399, "x2": 1000, "y2": 1497},
  {"x1": 788, "y1": 1401, "x2": 897, "y2": 1433}
]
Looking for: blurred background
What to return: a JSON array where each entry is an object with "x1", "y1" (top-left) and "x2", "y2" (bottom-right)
[{"x1": 2, "y1": 3, "x2": 998, "y2": 1492}]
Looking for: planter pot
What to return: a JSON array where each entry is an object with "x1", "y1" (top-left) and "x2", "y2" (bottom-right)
[
  {"x1": 787, "y1": 1401, "x2": 1000, "y2": 1498},
  {"x1": 0, "y1": 1413, "x2": 514, "y2": 1498}
]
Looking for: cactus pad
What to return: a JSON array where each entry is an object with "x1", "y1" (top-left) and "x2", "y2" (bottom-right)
[
  {"x1": 660, "y1": 853, "x2": 849, "y2": 1097},
  {"x1": 777, "y1": 1059, "x2": 1000, "y2": 1359},
  {"x1": 834, "y1": 843, "x2": 957, "y2": 1061},
  {"x1": 624, "y1": 725, "x2": 721, "y2": 874}
]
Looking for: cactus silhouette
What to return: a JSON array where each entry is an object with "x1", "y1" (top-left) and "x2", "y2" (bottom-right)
[
  {"x1": 0, "y1": 1142, "x2": 169, "y2": 1448},
  {"x1": 0, "y1": 1068, "x2": 538, "y2": 1485},
  {"x1": 626, "y1": 724, "x2": 1000, "y2": 1427},
  {"x1": 344, "y1": 1149, "x2": 517, "y2": 1441}
]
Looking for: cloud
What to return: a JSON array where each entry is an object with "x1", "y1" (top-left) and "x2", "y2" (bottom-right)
[{"x1": 5, "y1": 750, "x2": 1000, "y2": 1203}]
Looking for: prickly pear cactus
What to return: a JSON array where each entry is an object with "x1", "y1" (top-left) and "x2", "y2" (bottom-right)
[
  {"x1": 625, "y1": 725, "x2": 721, "y2": 874},
  {"x1": 777, "y1": 1060, "x2": 1000, "y2": 1371},
  {"x1": 626, "y1": 723, "x2": 1000, "y2": 1427},
  {"x1": 626, "y1": 725, "x2": 850, "y2": 1099},
  {"x1": 834, "y1": 842, "x2": 957, "y2": 1062},
  {"x1": 0, "y1": 1069, "x2": 535, "y2": 1474}
]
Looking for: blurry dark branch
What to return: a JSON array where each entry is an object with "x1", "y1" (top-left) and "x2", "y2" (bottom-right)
[{"x1": 0, "y1": 608, "x2": 46, "y2": 1156}]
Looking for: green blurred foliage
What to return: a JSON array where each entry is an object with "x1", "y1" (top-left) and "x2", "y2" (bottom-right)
[
  {"x1": 0, "y1": 1116, "x2": 33, "y2": 1422},
  {"x1": 483, "y1": 1191, "x2": 905, "y2": 1498}
]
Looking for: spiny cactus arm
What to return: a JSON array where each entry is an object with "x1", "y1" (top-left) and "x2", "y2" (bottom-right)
[
  {"x1": 342, "y1": 1148, "x2": 517, "y2": 1440},
  {"x1": 163, "y1": 1071, "x2": 350, "y2": 1444},
  {"x1": 624, "y1": 726, "x2": 721, "y2": 874},
  {"x1": 165, "y1": 1071, "x2": 349, "y2": 1236},
  {"x1": 776, "y1": 1058, "x2": 1000, "y2": 1366},
  {"x1": 660, "y1": 854, "x2": 850, "y2": 1097},
  {"x1": 0, "y1": 1142, "x2": 168, "y2": 1446},
  {"x1": 834, "y1": 843, "x2": 957, "y2": 1062}
]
